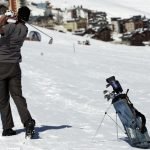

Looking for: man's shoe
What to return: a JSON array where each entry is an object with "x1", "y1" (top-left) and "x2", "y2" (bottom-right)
[
  {"x1": 2, "y1": 128, "x2": 16, "y2": 136},
  {"x1": 25, "y1": 119, "x2": 35, "y2": 138}
]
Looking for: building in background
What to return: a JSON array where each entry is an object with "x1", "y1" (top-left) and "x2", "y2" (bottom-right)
[
  {"x1": 0, "y1": 0, "x2": 8, "y2": 14},
  {"x1": 19, "y1": 0, "x2": 26, "y2": 7},
  {"x1": 8, "y1": 0, "x2": 21, "y2": 13},
  {"x1": 0, "y1": 5, "x2": 7, "y2": 15}
]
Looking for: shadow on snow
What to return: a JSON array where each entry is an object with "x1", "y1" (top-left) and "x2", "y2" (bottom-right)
[{"x1": 16, "y1": 125, "x2": 72, "y2": 139}]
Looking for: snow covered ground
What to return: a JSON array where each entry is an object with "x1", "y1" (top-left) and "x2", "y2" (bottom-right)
[
  {"x1": 27, "y1": 0, "x2": 150, "y2": 18},
  {"x1": 0, "y1": 24, "x2": 150, "y2": 150},
  {"x1": 1, "y1": 1, "x2": 150, "y2": 149}
]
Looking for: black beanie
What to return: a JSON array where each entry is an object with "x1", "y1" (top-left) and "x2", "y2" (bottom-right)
[{"x1": 18, "y1": 6, "x2": 30, "y2": 22}]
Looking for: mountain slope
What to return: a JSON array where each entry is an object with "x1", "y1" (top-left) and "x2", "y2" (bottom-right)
[
  {"x1": 27, "y1": 0, "x2": 150, "y2": 17},
  {"x1": 51, "y1": 0, "x2": 150, "y2": 17},
  {"x1": 0, "y1": 1, "x2": 150, "y2": 149},
  {"x1": 0, "y1": 26, "x2": 150, "y2": 149}
]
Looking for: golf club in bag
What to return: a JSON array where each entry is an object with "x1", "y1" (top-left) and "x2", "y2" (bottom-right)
[{"x1": 104, "y1": 76, "x2": 150, "y2": 148}]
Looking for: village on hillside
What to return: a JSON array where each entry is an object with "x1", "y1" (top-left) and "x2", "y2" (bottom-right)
[{"x1": 0, "y1": 0, "x2": 150, "y2": 46}]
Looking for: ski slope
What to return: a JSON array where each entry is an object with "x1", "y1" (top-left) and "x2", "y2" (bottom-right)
[
  {"x1": 0, "y1": 24, "x2": 150, "y2": 149},
  {"x1": 1, "y1": 0, "x2": 150, "y2": 149},
  {"x1": 28, "y1": 0, "x2": 150, "y2": 18}
]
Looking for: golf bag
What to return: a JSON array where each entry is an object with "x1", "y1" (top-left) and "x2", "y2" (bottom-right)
[{"x1": 104, "y1": 76, "x2": 150, "y2": 148}]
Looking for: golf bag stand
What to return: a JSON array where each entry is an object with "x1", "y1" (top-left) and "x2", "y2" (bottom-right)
[{"x1": 104, "y1": 76, "x2": 150, "y2": 148}]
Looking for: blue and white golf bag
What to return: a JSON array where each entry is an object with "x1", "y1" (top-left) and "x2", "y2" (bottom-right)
[{"x1": 104, "y1": 76, "x2": 150, "y2": 148}]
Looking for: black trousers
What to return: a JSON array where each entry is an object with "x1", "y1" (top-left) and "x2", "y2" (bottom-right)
[{"x1": 0, "y1": 63, "x2": 32, "y2": 129}]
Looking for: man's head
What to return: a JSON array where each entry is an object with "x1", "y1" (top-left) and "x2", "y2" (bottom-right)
[{"x1": 18, "y1": 6, "x2": 30, "y2": 22}]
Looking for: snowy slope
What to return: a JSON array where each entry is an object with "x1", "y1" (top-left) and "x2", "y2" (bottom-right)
[
  {"x1": 0, "y1": 24, "x2": 150, "y2": 150},
  {"x1": 51, "y1": 0, "x2": 150, "y2": 18},
  {"x1": 27, "y1": 0, "x2": 150, "y2": 18},
  {"x1": 0, "y1": 1, "x2": 150, "y2": 150}
]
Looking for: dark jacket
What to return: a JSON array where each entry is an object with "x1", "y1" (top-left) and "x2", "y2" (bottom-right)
[{"x1": 0, "y1": 22, "x2": 28, "y2": 63}]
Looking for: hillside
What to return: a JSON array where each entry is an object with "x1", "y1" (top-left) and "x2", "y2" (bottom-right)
[
  {"x1": 1, "y1": 1, "x2": 150, "y2": 150},
  {"x1": 27, "y1": 0, "x2": 150, "y2": 18}
]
